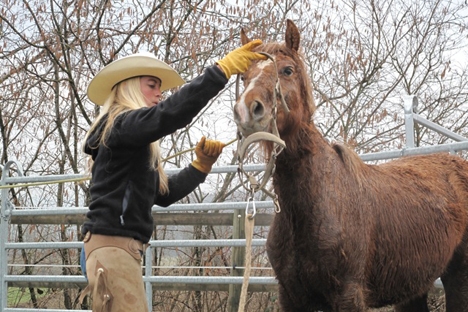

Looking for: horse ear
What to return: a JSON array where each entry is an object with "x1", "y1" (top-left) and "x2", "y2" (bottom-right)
[
  {"x1": 240, "y1": 28, "x2": 251, "y2": 45},
  {"x1": 285, "y1": 19, "x2": 300, "y2": 51}
]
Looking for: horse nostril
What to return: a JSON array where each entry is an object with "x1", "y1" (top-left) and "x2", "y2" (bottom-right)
[{"x1": 251, "y1": 101, "x2": 265, "y2": 120}]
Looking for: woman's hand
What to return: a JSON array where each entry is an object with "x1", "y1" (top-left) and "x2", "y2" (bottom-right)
[
  {"x1": 216, "y1": 40, "x2": 267, "y2": 79},
  {"x1": 191, "y1": 136, "x2": 226, "y2": 173}
]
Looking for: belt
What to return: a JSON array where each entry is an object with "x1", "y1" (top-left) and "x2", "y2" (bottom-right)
[{"x1": 83, "y1": 232, "x2": 148, "y2": 261}]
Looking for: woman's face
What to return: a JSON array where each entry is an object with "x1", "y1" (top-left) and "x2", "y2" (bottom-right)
[{"x1": 140, "y1": 76, "x2": 162, "y2": 107}]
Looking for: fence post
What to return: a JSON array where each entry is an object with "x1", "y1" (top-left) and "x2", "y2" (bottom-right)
[
  {"x1": 404, "y1": 95, "x2": 417, "y2": 148},
  {"x1": 228, "y1": 208, "x2": 246, "y2": 312},
  {"x1": 0, "y1": 188, "x2": 9, "y2": 312},
  {"x1": 145, "y1": 246, "x2": 153, "y2": 310},
  {"x1": 0, "y1": 160, "x2": 24, "y2": 311}
]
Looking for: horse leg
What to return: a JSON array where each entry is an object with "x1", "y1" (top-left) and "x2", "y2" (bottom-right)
[
  {"x1": 277, "y1": 283, "x2": 332, "y2": 312},
  {"x1": 440, "y1": 245, "x2": 468, "y2": 312},
  {"x1": 277, "y1": 283, "x2": 302, "y2": 312},
  {"x1": 442, "y1": 270, "x2": 468, "y2": 312},
  {"x1": 394, "y1": 293, "x2": 430, "y2": 312},
  {"x1": 331, "y1": 281, "x2": 367, "y2": 312}
]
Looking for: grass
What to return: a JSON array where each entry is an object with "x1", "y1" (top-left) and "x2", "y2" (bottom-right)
[{"x1": 7, "y1": 287, "x2": 47, "y2": 307}]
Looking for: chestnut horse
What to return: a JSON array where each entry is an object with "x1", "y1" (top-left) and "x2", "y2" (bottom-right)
[{"x1": 233, "y1": 20, "x2": 468, "y2": 311}]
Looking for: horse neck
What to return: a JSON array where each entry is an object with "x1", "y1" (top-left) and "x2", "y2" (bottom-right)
[
  {"x1": 277, "y1": 122, "x2": 331, "y2": 167},
  {"x1": 272, "y1": 123, "x2": 337, "y2": 208}
]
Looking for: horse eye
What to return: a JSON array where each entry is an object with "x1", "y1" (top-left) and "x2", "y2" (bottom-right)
[{"x1": 282, "y1": 67, "x2": 294, "y2": 76}]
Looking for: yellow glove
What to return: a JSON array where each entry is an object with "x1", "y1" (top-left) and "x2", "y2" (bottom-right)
[
  {"x1": 216, "y1": 39, "x2": 267, "y2": 79},
  {"x1": 191, "y1": 136, "x2": 226, "y2": 173}
]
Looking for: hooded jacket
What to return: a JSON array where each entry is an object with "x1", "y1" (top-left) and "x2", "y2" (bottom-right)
[{"x1": 82, "y1": 65, "x2": 228, "y2": 243}]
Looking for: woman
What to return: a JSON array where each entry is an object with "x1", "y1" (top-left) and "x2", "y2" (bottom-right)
[{"x1": 79, "y1": 40, "x2": 266, "y2": 311}]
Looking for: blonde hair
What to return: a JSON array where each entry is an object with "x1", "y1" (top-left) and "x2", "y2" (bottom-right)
[{"x1": 85, "y1": 77, "x2": 169, "y2": 194}]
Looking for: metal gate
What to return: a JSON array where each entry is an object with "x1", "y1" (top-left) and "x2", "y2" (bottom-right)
[{"x1": 1, "y1": 96, "x2": 467, "y2": 311}]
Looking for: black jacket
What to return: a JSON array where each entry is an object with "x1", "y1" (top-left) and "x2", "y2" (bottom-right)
[{"x1": 82, "y1": 66, "x2": 228, "y2": 243}]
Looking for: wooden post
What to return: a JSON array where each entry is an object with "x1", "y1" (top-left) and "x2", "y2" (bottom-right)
[{"x1": 227, "y1": 209, "x2": 246, "y2": 312}]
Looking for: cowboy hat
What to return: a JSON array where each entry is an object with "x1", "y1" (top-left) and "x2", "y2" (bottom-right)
[{"x1": 87, "y1": 52, "x2": 185, "y2": 106}]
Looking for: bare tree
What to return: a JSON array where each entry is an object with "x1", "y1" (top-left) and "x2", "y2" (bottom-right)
[
  {"x1": 300, "y1": 0, "x2": 468, "y2": 152},
  {"x1": 1, "y1": 0, "x2": 467, "y2": 310}
]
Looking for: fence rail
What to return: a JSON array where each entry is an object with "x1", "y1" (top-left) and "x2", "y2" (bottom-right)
[
  {"x1": 1, "y1": 162, "x2": 280, "y2": 311},
  {"x1": 1, "y1": 96, "x2": 466, "y2": 311}
]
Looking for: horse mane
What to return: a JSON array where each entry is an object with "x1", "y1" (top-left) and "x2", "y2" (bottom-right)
[
  {"x1": 260, "y1": 42, "x2": 368, "y2": 187},
  {"x1": 332, "y1": 142, "x2": 368, "y2": 187}
]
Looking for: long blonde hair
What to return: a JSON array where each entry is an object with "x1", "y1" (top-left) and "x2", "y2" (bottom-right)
[{"x1": 85, "y1": 77, "x2": 169, "y2": 194}]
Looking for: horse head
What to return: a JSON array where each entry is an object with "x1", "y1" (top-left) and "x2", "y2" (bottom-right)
[{"x1": 233, "y1": 19, "x2": 316, "y2": 155}]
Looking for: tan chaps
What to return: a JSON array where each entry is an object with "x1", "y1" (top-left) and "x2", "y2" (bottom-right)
[{"x1": 80, "y1": 233, "x2": 149, "y2": 312}]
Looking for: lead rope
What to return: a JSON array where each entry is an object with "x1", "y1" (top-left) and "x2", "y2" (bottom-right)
[{"x1": 237, "y1": 186, "x2": 256, "y2": 312}]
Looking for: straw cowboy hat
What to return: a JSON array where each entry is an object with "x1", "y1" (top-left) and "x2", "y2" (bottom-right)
[{"x1": 87, "y1": 52, "x2": 185, "y2": 106}]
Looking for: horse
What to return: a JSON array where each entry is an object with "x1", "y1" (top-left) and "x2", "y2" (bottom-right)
[{"x1": 233, "y1": 19, "x2": 468, "y2": 312}]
